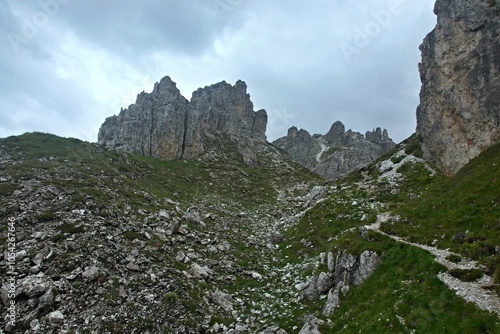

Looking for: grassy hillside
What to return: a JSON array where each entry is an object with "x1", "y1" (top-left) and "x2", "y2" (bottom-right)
[
  {"x1": 281, "y1": 136, "x2": 500, "y2": 333},
  {"x1": 0, "y1": 132, "x2": 498, "y2": 333},
  {"x1": 0, "y1": 132, "x2": 323, "y2": 333},
  {"x1": 0, "y1": 132, "x2": 319, "y2": 210},
  {"x1": 383, "y1": 142, "x2": 500, "y2": 290}
]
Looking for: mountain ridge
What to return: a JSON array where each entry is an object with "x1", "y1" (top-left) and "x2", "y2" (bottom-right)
[
  {"x1": 273, "y1": 121, "x2": 395, "y2": 180},
  {"x1": 98, "y1": 76, "x2": 268, "y2": 166}
]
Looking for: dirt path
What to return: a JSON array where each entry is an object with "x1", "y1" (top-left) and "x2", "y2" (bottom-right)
[{"x1": 366, "y1": 213, "x2": 500, "y2": 317}]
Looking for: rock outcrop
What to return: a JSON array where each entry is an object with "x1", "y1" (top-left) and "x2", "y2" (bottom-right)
[
  {"x1": 273, "y1": 121, "x2": 395, "y2": 179},
  {"x1": 416, "y1": 0, "x2": 500, "y2": 175},
  {"x1": 299, "y1": 249, "x2": 381, "y2": 317},
  {"x1": 98, "y1": 76, "x2": 267, "y2": 164}
]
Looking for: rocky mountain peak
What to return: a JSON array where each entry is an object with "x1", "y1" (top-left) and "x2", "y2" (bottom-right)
[
  {"x1": 98, "y1": 76, "x2": 267, "y2": 164},
  {"x1": 154, "y1": 75, "x2": 179, "y2": 94},
  {"x1": 416, "y1": 0, "x2": 500, "y2": 175},
  {"x1": 324, "y1": 121, "x2": 346, "y2": 146},
  {"x1": 273, "y1": 121, "x2": 395, "y2": 180}
]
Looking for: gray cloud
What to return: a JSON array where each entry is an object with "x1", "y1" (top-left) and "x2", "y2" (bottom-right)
[{"x1": 0, "y1": 0, "x2": 437, "y2": 143}]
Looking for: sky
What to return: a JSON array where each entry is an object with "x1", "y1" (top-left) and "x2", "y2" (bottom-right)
[{"x1": 0, "y1": 0, "x2": 437, "y2": 143}]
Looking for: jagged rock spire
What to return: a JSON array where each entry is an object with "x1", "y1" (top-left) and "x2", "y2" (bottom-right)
[{"x1": 98, "y1": 76, "x2": 268, "y2": 163}]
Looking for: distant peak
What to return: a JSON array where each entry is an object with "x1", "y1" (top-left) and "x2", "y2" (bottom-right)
[{"x1": 152, "y1": 75, "x2": 181, "y2": 95}]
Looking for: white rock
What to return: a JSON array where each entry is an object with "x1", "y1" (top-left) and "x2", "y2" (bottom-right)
[
  {"x1": 252, "y1": 272, "x2": 263, "y2": 280},
  {"x1": 82, "y1": 266, "x2": 99, "y2": 281},
  {"x1": 49, "y1": 310, "x2": 64, "y2": 325}
]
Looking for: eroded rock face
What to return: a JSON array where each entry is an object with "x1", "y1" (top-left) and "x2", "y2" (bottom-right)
[
  {"x1": 98, "y1": 76, "x2": 267, "y2": 163},
  {"x1": 416, "y1": 0, "x2": 500, "y2": 175},
  {"x1": 273, "y1": 121, "x2": 395, "y2": 179},
  {"x1": 299, "y1": 249, "x2": 380, "y2": 318},
  {"x1": 98, "y1": 76, "x2": 189, "y2": 160}
]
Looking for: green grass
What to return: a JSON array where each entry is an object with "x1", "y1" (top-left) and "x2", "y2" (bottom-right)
[
  {"x1": 383, "y1": 143, "x2": 500, "y2": 279},
  {"x1": 0, "y1": 183, "x2": 17, "y2": 196},
  {"x1": 163, "y1": 292, "x2": 179, "y2": 302},
  {"x1": 2, "y1": 131, "x2": 499, "y2": 332},
  {"x1": 122, "y1": 231, "x2": 145, "y2": 241},
  {"x1": 324, "y1": 238, "x2": 500, "y2": 333},
  {"x1": 448, "y1": 268, "x2": 484, "y2": 282},
  {"x1": 282, "y1": 187, "x2": 379, "y2": 261},
  {"x1": 277, "y1": 136, "x2": 500, "y2": 331},
  {"x1": 37, "y1": 209, "x2": 56, "y2": 222},
  {"x1": 0, "y1": 132, "x2": 320, "y2": 214},
  {"x1": 446, "y1": 254, "x2": 462, "y2": 263},
  {"x1": 403, "y1": 134, "x2": 424, "y2": 158}
]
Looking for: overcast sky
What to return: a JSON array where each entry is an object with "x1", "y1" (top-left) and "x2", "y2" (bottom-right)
[{"x1": 0, "y1": 0, "x2": 437, "y2": 143}]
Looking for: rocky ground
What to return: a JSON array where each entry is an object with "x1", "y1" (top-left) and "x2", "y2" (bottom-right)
[{"x1": 1, "y1": 134, "x2": 499, "y2": 333}]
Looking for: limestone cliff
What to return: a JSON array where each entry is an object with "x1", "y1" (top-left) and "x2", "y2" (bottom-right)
[
  {"x1": 416, "y1": 0, "x2": 500, "y2": 175},
  {"x1": 98, "y1": 76, "x2": 267, "y2": 163},
  {"x1": 273, "y1": 121, "x2": 395, "y2": 180},
  {"x1": 98, "y1": 76, "x2": 189, "y2": 160}
]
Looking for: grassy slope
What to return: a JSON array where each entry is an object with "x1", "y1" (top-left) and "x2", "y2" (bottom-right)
[
  {"x1": 281, "y1": 136, "x2": 500, "y2": 333},
  {"x1": 384, "y1": 143, "x2": 500, "y2": 279},
  {"x1": 0, "y1": 132, "x2": 322, "y2": 332},
  {"x1": 0, "y1": 132, "x2": 319, "y2": 210},
  {"x1": 1, "y1": 133, "x2": 498, "y2": 332}
]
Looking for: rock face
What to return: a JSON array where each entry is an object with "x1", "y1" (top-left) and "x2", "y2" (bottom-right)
[
  {"x1": 98, "y1": 76, "x2": 267, "y2": 163},
  {"x1": 98, "y1": 76, "x2": 189, "y2": 160},
  {"x1": 273, "y1": 121, "x2": 395, "y2": 179},
  {"x1": 416, "y1": 0, "x2": 500, "y2": 175},
  {"x1": 299, "y1": 249, "x2": 381, "y2": 317}
]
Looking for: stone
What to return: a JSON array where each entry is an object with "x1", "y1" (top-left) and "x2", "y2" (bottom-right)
[
  {"x1": 185, "y1": 207, "x2": 203, "y2": 225},
  {"x1": 259, "y1": 325, "x2": 288, "y2": 334},
  {"x1": 98, "y1": 77, "x2": 268, "y2": 165},
  {"x1": 316, "y1": 272, "x2": 334, "y2": 294},
  {"x1": 1, "y1": 286, "x2": 9, "y2": 305},
  {"x1": 352, "y1": 250, "x2": 381, "y2": 286},
  {"x1": 416, "y1": 0, "x2": 500, "y2": 175},
  {"x1": 323, "y1": 281, "x2": 345, "y2": 317},
  {"x1": 301, "y1": 276, "x2": 320, "y2": 301},
  {"x1": 327, "y1": 252, "x2": 335, "y2": 273},
  {"x1": 158, "y1": 209, "x2": 170, "y2": 220},
  {"x1": 167, "y1": 219, "x2": 181, "y2": 235},
  {"x1": 38, "y1": 288, "x2": 55, "y2": 310},
  {"x1": 175, "y1": 251, "x2": 186, "y2": 262},
  {"x1": 210, "y1": 290, "x2": 234, "y2": 312},
  {"x1": 274, "y1": 121, "x2": 395, "y2": 179},
  {"x1": 126, "y1": 263, "x2": 141, "y2": 271},
  {"x1": 23, "y1": 280, "x2": 47, "y2": 298},
  {"x1": 298, "y1": 315, "x2": 324, "y2": 334},
  {"x1": 48, "y1": 310, "x2": 64, "y2": 325},
  {"x1": 191, "y1": 263, "x2": 210, "y2": 279},
  {"x1": 30, "y1": 319, "x2": 40, "y2": 331},
  {"x1": 331, "y1": 251, "x2": 357, "y2": 284},
  {"x1": 359, "y1": 226, "x2": 370, "y2": 240},
  {"x1": 82, "y1": 266, "x2": 100, "y2": 281},
  {"x1": 98, "y1": 76, "x2": 188, "y2": 159},
  {"x1": 252, "y1": 272, "x2": 263, "y2": 280}
]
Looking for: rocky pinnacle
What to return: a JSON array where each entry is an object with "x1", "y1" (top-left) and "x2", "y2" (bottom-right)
[{"x1": 98, "y1": 76, "x2": 268, "y2": 163}]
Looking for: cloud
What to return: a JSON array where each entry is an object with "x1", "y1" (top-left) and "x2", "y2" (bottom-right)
[{"x1": 0, "y1": 0, "x2": 437, "y2": 143}]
